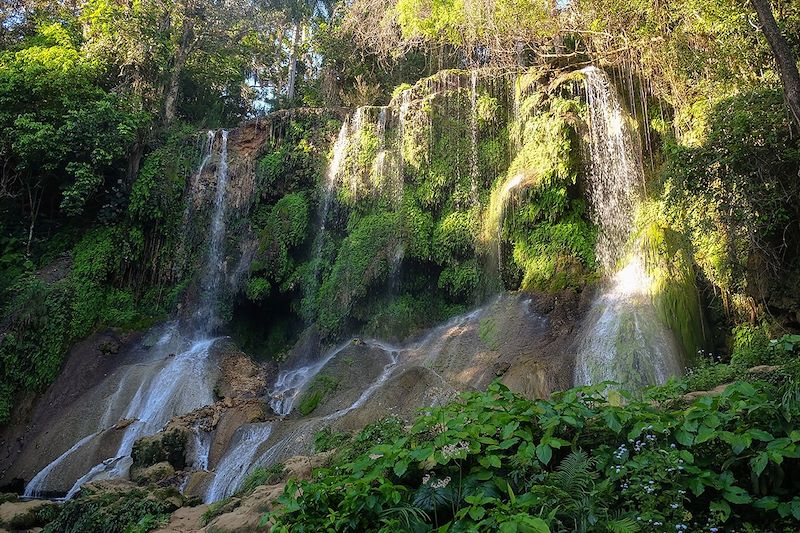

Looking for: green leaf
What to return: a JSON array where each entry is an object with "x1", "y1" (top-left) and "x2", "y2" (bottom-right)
[
  {"x1": 468, "y1": 506, "x2": 486, "y2": 520},
  {"x1": 501, "y1": 421, "x2": 520, "y2": 440},
  {"x1": 603, "y1": 410, "x2": 622, "y2": 433},
  {"x1": 710, "y1": 500, "x2": 731, "y2": 520},
  {"x1": 748, "y1": 429, "x2": 774, "y2": 441},
  {"x1": 695, "y1": 425, "x2": 717, "y2": 444},
  {"x1": 524, "y1": 517, "x2": 551, "y2": 533},
  {"x1": 393, "y1": 460, "x2": 409, "y2": 477},
  {"x1": 723, "y1": 486, "x2": 752, "y2": 505},
  {"x1": 753, "y1": 496, "x2": 779, "y2": 510},
  {"x1": 751, "y1": 453, "x2": 768, "y2": 477},
  {"x1": 675, "y1": 429, "x2": 694, "y2": 446},
  {"x1": 499, "y1": 522, "x2": 518, "y2": 533},
  {"x1": 535, "y1": 444, "x2": 552, "y2": 465},
  {"x1": 480, "y1": 455, "x2": 502, "y2": 469}
]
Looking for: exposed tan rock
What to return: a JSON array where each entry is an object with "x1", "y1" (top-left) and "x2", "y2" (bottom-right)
[
  {"x1": 152, "y1": 504, "x2": 208, "y2": 533},
  {"x1": 205, "y1": 484, "x2": 282, "y2": 532},
  {"x1": 682, "y1": 384, "x2": 731, "y2": 402},
  {"x1": 212, "y1": 341, "x2": 267, "y2": 399},
  {"x1": 282, "y1": 452, "x2": 332, "y2": 481},
  {"x1": 0, "y1": 499, "x2": 52, "y2": 530}
]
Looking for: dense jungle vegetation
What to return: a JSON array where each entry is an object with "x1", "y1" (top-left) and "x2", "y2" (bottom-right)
[{"x1": 1, "y1": 0, "x2": 800, "y2": 530}]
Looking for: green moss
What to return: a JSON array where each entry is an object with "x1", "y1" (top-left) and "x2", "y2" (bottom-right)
[
  {"x1": 432, "y1": 211, "x2": 477, "y2": 265},
  {"x1": 314, "y1": 427, "x2": 350, "y2": 453},
  {"x1": 362, "y1": 292, "x2": 466, "y2": 341},
  {"x1": 201, "y1": 497, "x2": 239, "y2": 526},
  {"x1": 438, "y1": 260, "x2": 479, "y2": 300},
  {"x1": 399, "y1": 191, "x2": 433, "y2": 261},
  {"x1": 478, "y1": 317, "x2": 500, "y2": 350},
  {"x1": 489, "y1": 94, "x2": 596, "y2": 292},
  {"x1": 42, "y1": 487, "x2": 180, "y2": 533},
  {"x1": 638, "y1": 216, "x2": 707, "y2": 360},
  {"x1": 297, "y1": 373, "x2": 339, "y2": 415},
  {"x1": 316, "y1": 211, "x2": 399, "y2": 337},
  {"x1": 131, "y1": 430, "x2": 187, "y2": 471}
]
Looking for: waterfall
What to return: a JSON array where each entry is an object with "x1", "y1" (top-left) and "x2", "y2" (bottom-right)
[
  {"x1": 22, "y1": 432, "x2": 100, "y2": 498},
  {"x1": 347, "y1": 109, "x2": 364, "y2": 198},
  {"x1": 581, "y1": 66, "x2": 643, "y2": 271},
  {"x1": 311, "y1": 118, "x2": 349, "y2": 280},
  {"x1": 189, "y1": 425, "x2": 212, "y2": 471},
  {"x1": 375, "y1": 106, "x2": 388, "y2": 184},
  {"x1": 268, "y1": 340, "x2": 354, "y2": 416},
  {"x1": 197, "y1": 129, "x2": 230, "y2": 334},
  {"x1": 24, "y1": 131, "x2": 232, "y2": 498},
  {"x1": 469, "y1": 70, "x2": 479, "y2": 204},
  {"x1": 573, "y1": 67, "x2": 682, "y2": 389},
  {"x1": 399, "y1": 89, "x2": 411, "y2": 182},
  {"x1": 204, "y1": 423, "x2": 274, "y2": 502}
]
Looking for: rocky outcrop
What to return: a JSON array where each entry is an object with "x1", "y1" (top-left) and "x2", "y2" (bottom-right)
[{"x1": 155, "y1": 451, "x2": 330, "y2": 533}]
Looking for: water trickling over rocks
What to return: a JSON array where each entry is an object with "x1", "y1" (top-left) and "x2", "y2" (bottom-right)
[
  {"x1": 22, "y1": 131, "x2": 234, "y2": 498},
  {"x1": 572, "y1": 67, "x2": 683, "y2": 389}
]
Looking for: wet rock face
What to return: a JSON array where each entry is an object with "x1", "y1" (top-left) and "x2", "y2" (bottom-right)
[{"x1": 0, "y1": 328, "x2": 145, "y2": 494}]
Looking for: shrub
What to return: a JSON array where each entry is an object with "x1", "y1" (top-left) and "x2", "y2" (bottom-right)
[
  {"x1": 268, "y1": 381, "x2": 800, "y2": 532},
  {"x1": 42, "y1": 487, "x2": 179, "y2": 533}
]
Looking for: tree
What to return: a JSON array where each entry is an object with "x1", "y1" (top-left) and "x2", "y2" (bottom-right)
[{"x1": 750, "y1": 0, "x2": 800, "y2": 127}]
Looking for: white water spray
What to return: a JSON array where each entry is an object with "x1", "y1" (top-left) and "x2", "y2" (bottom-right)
[
  {"x1": 268, "y1": 340, "x2": 354, "y2": 416},
  {"x1": 470, "y1": 71, "x2": 479, "y2": 204}
]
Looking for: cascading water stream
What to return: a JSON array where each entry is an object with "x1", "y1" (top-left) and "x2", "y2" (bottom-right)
[
  {"x1": 197, "y1": 129, "x2": 230, "y2": 334},
  {"x1": 581, "y1": 66, "x2": 643, "y2": 271},
  {"x1": 268, "y1": 340, "x2": 355, "y2": 416},
  {"x1": 572, "y1": 67, "x2": 682, "y2": 388},
  {"x1": 24, "y1": 130, "x2": 232, "y2": 499},
  {"x1": 311, "y1": 118, "x2": 349, "y2": 279},
  {"x1": 469, "y1": 70, "x2": 479, "y2": 204},
  {"x1": 204, "y1": 423, "x2": 274, "y2": 502}
]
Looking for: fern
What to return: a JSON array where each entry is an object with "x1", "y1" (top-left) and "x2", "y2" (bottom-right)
[
  {"x1": 551, "y1": 450, "x2": 596, "y2": 494},
  {"x1": 379, "y1": 504, "x2": 430, "y2": 529},
  {"x1": 605, "y1": 516, "x2": 639, "y2": 533}
]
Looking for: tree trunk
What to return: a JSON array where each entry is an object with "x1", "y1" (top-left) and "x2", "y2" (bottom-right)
[
  {"x1": 163, "y1": 23, "x2": 194, "y2": 127},
  {"x1": 286, "y1": 21, "x2": 301, "y2": 102},
  {"x1": 127, "y1": 135, "x2": 145, "y2": 187},
  {"x1": 751, "y1": 0, "x2": 800, "y2": 128},
  {"x1": 25, "y1": 182, "x2": 41, "y2": 256}
]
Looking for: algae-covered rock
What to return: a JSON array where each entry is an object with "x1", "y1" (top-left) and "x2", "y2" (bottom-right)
[
  {"x1": 131, "y1": 429, "x2": 188, "y2": 471},
  {"x1": 131, "y1": 461, "x2": 175, "y2": 485},
  {"x1": 639, "y1": 218, "x2": 708, "y2": 360},
  {"x1": 41, "y1": 486, "x2": 183, "y2": 533}
]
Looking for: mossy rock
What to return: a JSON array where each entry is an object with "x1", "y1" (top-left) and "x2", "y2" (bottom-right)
[
  {"x1": 131, "y1": 429, "x2": 188, "y2": 471},
  {"x1": 41, "y1": 487, "x2": 182, "y2": 533},
  {"x1": 639, "y1": 220, "x2": 708, "y2": 360},
  {"x1": 131, "y1": 461, "x2": 175, "y2": 485},
  {"x1": 297, "y1": 374, "x2": 339, "y2": 416}
]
